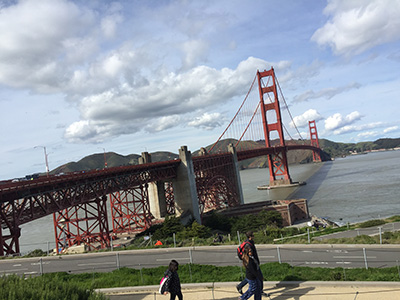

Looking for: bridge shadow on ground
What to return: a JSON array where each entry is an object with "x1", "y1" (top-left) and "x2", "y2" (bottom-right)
[{"x1": 287, "y1": 161, "x2": 333, "y2": 204}]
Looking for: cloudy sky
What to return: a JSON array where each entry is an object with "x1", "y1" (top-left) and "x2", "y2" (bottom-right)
[{"x1": 1, "y1": 0, "x2": 399, "y2": 180}]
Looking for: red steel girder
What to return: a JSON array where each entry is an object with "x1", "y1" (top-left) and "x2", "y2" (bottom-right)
[
  {"x1": 0, "y1": 160, "x2": 180, "y2": 205},
  {"x1": 0, "y1": 160, "x2": 178, "y2": 256},
  {"x1": 53, "y1": 196, "x2": 110, "y2": 254},
  {"x1": 0, "y1": 160, "x2": 179, "y2": 228},
  {"x1": 110, "y1": 183, "x2": 152, "y2": 234},
  {"x1": 0, "y1": 202, "x2": 21, "y2": 256},
  {"x1": 193, "y1": 153, "x2": 241, "y2": 217},
  {"x1": 165, "y1": 181, "x2": 175, "y2": 215}
]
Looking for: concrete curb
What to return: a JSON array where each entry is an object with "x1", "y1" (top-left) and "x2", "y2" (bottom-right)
[{"x1": 96, "y1": 281, "x2": 400, "y2": 295}]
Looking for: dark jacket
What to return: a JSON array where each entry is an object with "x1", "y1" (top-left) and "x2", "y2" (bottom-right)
[
  {"x1": 245, "y1": 256, "x2": 262, "y2": 280},
  {"x1": 246, "y1": 239, "x2": 260, "y2": 265},
  {"x1": 164, "y1": 269, "x2": 181, "y2": 294}
]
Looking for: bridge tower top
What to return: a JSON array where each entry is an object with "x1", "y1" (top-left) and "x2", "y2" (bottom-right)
[{"x1": 257, "y1": 67, "x2": 292, "y2": 184}]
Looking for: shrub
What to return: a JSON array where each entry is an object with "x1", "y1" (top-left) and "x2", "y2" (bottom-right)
[
  {"x1": 358, "y1": 219, "x2": 386, "y2": 228},
  {"x1": 24, "y1": 249, "x2": 47, "y2": 257},
  {"x1": 178, "y1": 221, "x2": 210, "y2": 239},
  {"x1": 202, "y1": 211, "x2": 232, "y2": 232}
]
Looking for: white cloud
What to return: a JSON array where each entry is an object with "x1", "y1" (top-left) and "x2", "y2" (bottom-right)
[
  {"x1": 146, "y1": 115, "x2": 181, "y2": 133},
  {"x1": 0, "y1": 0, "x2": 96, "y2": 92},
  {"x1": 325, "y1": 111, "x2": 363, "y2": 131},
  {"x1": 291, "y1": 109, "x2": 323, "y2": 128},
  {"x1": 65, "y1": 57, "x2": 287, "y2": 143},
  {"x1": 333, "y1": 122, "x2": 383, "y2": 135},
  {"x1": 180, "y1": 39, "x2": 209, "y2": 70},
  {"x1": 101, "y1": 3, "x2": 124, "y2": 39},
  {"x1": 293, "y1": 82, "x2": 361, "y2": 103},
  {"x1": 383, "y1": 126, "x2": 399, "y2": 133},
  {"x1": 188, "y1": 113, "x2": 224, "y2": 130},
  {"x1": 312, "y1": 0, "x2": 400, "y2": 56},
  {"x1": 357, "y1": 131, "x2": 378, "y2": 138}
]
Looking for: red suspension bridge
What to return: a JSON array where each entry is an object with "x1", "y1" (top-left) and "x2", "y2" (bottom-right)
[{"x1": 0, "y1": 67, "x2": 322, "y2": 256}]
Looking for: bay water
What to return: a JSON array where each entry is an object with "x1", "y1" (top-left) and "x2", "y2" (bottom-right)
[{"x1": 18, "y1": 150, "x2": 400, "y2": 254}]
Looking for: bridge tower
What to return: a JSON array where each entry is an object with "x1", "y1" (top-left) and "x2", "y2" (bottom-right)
[
  {"x1": 257, "y1": 68, "x2": 292, "y2": 186},
  {"x1": 308, "y1": 120, "x2": 321, "y2": 162}
]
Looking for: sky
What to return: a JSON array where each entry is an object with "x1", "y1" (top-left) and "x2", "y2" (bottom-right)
[{"x1": 0, "y1": 0, "x2": 399, "y2": 180}]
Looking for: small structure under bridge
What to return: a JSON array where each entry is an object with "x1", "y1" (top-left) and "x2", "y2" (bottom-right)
[{"x1": 0, "y1": 67, "x2": 323, "y2": 256}]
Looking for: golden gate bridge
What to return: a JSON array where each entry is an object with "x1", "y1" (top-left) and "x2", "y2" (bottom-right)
[{"x1": 0, "y1": 67, "x2": 322, "y2": 256}]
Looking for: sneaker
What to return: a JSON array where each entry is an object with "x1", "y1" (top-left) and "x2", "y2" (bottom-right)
[{"x1": 236, "y1": 285, "x2": 243, "y2": 295}]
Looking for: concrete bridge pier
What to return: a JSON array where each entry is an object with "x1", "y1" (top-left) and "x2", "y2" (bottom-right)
[
  {"x1": 172, "y1": 146, "x2": 201, "y2": 224},
  {"x1": 139, "y1": 152, "x2": 167, "y2": 219}
]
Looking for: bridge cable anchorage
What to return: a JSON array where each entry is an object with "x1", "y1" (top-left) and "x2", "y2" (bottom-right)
[
  {"x1": 275, "y1": 76, "x2": 305, "y2": 142},
  {"x1": 209, "y1": 74, "x2": 257, "y2": 153}
]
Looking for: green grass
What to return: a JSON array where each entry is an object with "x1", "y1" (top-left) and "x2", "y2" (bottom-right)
[
  {"x1": 2, "y1": 262, "x2": 400, "y2": 299},
  {"x1": 0, "y1": 274, "x2": 106, "y2": 300},
  {"x1": 11, "y1": 262, "x2": 400, "y2": 292}
]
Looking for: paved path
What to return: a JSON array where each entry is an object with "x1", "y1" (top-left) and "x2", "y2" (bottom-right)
[
  {"x1": 98, "y1": 281, "x2": 400, "y2": 299},
  {"x1": 314, "y1": 222, "x2": 400, "y2": 241}
]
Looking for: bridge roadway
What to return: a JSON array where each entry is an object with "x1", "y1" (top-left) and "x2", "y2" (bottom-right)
[{"x1": 1, "y1": 244, "x2": 400, "y2": 276}]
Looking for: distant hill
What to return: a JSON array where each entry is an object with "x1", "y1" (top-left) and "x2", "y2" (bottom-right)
[
  {"x1": 51, "y1": 151, "x2": 177, "y2": 175},
  {"x1": 50, "y1": 137, "x2": 399, "y2": 174},
  {"x1": 319, "y1": 138, "x2": 400, "y2": 158}
]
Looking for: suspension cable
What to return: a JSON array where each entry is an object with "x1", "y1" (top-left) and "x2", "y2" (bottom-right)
[
  {"x1": 276, "y1": 76, "x2": 305, "y2": 142},
  {"x1": 209, "y1": 74, "x2": 257, "y2": 153},
  {"x1": 235, "y1": 102, "x2": 261, "y2": 147}
]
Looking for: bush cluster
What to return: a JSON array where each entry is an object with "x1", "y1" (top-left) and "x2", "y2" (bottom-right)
[
  {"x1": 136, "y1": 210, "x2": 284, "y2": 244},
  {"x1": 0, "y1": 274, "x2": 106, "y2": 300}
]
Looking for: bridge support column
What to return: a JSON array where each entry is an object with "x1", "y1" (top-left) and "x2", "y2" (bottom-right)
[
  {"x1": 257, "y1": 67, "x2": 292, "y2": 186},
  {"x1": 173, "y1": 146, "x2": 201, "y2": 224},
  {"x1": 139, "y1": 152, "x2": 167, "y2": 219},
  {"x1": 309, "y1": 120, "x2": 322, "y2": 162},
  {"x1": 228, "y1": 144, "x2": 244, "y2": 205}
]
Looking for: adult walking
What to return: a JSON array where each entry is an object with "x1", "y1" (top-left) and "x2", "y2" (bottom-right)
[
  {"x1": 237, "y1": 231, "x2": 264, "y2": 295},
  {"x1": 239, "y1": 244, "x2": 263, "y2": 300},
  {"x1": 163, "y1": 260, "x2": 183, "y2": 300}
]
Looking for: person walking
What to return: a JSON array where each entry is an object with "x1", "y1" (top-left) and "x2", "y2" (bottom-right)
[
  {"x1": 239, "y1": 244, "x2": 262, "y2": 300},
  {"x1": 237, "y1": 231, "x2": 264, "y2": 295},
  {"x1": 163, "y1": 259, "x2": 183, "y2": 300}
]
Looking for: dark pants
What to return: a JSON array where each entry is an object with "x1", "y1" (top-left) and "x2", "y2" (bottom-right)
[
  {"x1": 170, "y1": 291, "x2": 183, "y2": 300},
  {"x1": 238, "y1": 270, "x2": 264, "y2": 291},
  {"x1": 240, "y1": 278, "x2": 261, "y2": 300}
]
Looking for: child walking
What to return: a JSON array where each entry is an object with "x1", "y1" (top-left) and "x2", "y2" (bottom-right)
[
  {"x1": 163, "y1": 259, "x2": 183, "y2": 300},
  {"x1": 239, "y1": 244, "x2": 262, "y2": 300}
]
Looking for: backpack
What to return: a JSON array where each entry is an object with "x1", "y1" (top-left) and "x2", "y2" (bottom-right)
[
  {"x1": 159, "y1": 275, "x2": 170, "y2": 294},
  {"x1": 237, "y1": 241, "x2": 251, "y2": 260}
]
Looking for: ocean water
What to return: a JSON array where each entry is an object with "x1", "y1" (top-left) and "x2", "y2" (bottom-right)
[
  {"x1": 240, "y1": 150, "x2": 400, "y2": 225},
  {"x1": 18, "y1": 150, "x2": 400, "y2": 254}
]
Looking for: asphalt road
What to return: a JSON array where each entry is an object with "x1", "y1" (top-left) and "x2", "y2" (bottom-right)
[
  {"x1": 314, "y1": 221, "x2": 400, "y2": 241},
  {"x1": 1, "y1": 244, "x2": 400, "y2": 276}
]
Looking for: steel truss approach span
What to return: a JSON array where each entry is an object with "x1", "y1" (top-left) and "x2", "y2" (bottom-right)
[
  {"x1": 193, "y1": 153, "x2": 241, "y2": 216},
  {"x1": 0, "y1": 160, "x2": 180, "y2": 256}
]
